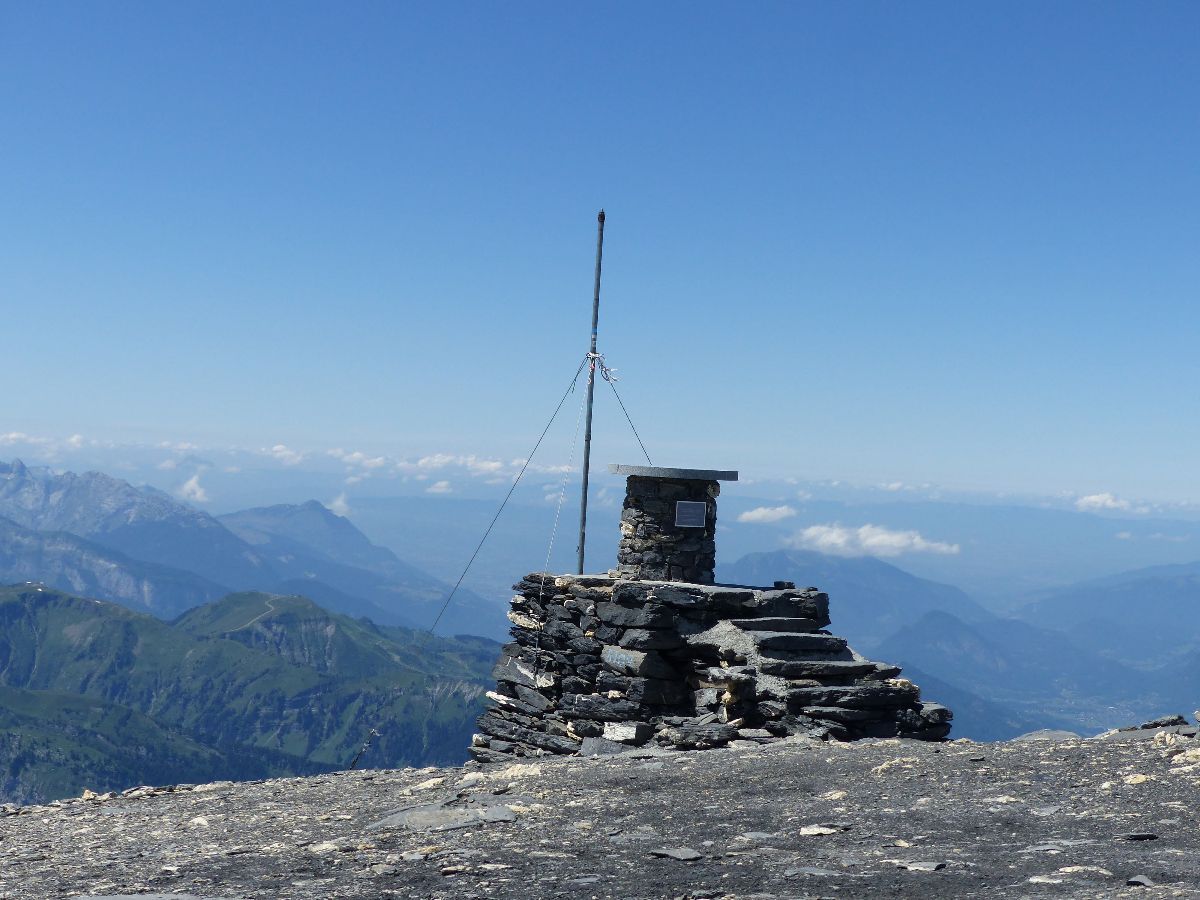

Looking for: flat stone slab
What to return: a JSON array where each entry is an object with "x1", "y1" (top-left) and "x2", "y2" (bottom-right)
[
  {"x1": 368, "y1": 794, "x2": 528, "y2": 832},
  {"x1": 729, "y1": 617, "x2": 823, "y2": 632},
  {"x1": 749, "y1": 632, "x2": 848, "y2": 653},
  {"x1": 608, "y1": 463, "x2": 738, "y2": 481},
  {"x1": 759, "y1": 658, "x2": 884, "y2": 679}
]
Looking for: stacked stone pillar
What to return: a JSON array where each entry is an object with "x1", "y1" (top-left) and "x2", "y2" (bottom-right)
[{"x1": 610, "y1": 465, "x2": 736, "y2": 584}]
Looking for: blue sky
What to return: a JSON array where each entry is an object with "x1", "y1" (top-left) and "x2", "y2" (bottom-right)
[{"x1": 3, "y1": 2, "x2": 1198, "y2": 502}]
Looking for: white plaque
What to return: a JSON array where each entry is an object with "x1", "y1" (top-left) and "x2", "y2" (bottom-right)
[{"x1": 675, "y1": 501, "x2": 706, "y2": 528}]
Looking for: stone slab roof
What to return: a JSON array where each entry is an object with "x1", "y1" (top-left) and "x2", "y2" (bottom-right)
[{"x1": 607, "y1": 464, "x2": 738, "y2": 481}]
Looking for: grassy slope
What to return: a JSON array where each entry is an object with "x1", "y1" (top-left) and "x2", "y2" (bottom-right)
[{"x1": 0, "y1": 585, "x2": 496, "y2": 802}]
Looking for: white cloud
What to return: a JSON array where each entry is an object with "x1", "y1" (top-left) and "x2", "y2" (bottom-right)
[
  {"x1": 65, "y1": 434, "x2": 85, "y2": 449},
  {"x1": 157, "y1": 458, "x2": 178, "y2": 470},
  {"x1": 416, "y1": 453, "x2": 457, "y2": 470},
  {"x1": 265, "y1": 444, "x2": 304, "y2": 466},
  {"x1": 327, "y1": 492, "x2": 351, "y2": 516},
  {"x1": 737, "y1": 505, "x2": 798, "y2": 524},
  {"x1": 0, "y1": 431, "x2": 53, "y2": 447},
  {"x1": 411, "y1": 453, "x2": 524, "y2": 475},
  {"x1": 178, "y1": 473, "x2": 209, "y2": 503},
  {"x1": 426, "y1": 480, "x2": 453, "y2": 494},
  {"x1": 787, "y1": 523, "x2": 959, "y2": 557},
  {"x1": 1115, "y1": 531, "x2": 1133, "y2": 541},
  {"x1": 1075, "y1": 492, "x2": 1131, "y2": 512},
  {"x1": 330, "y1": 447, "x2": 570, "y2": 483},
  {"x1": 880, "y1": 482, "x2": 906, "y2": 492}
]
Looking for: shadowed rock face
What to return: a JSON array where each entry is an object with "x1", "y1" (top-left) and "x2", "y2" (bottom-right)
[
  {"x1": 3, "y1": 731, "x2": 1200, "y2": 898},
  {"x1": 474, "y1": 573, "x2": 951, "y2": 761}
]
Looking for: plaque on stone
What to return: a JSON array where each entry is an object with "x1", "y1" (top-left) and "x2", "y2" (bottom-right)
[{"x1": 675, "y1": 501, "x2": 706, "y2": 528}]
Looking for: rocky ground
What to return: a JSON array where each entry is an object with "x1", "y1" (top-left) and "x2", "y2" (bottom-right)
[{"x1": 3, "y1": 729, "x2": 1200, "y2": 899}]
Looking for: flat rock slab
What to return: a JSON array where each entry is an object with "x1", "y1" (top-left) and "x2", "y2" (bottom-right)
[
  {"x1": 728, "y1": 616, "x2": 822, "y2": 632},
  {"x1": 368, "y1": 801, "x2": 519, "y2": 832},
  {"x1": 7, "y1": 737, "x2": 1200, "y2": 899}
]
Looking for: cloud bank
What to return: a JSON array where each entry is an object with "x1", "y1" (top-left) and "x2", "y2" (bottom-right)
[
  {"x1": 737, "y1": 505, "x2": 797, "y2": 524},
  {"x1": 1075, "y1": 492, "x2": 1130, "y2": 512},
  {"x1": 787, "y1": 523, "x2": 959, "y2": 557}
]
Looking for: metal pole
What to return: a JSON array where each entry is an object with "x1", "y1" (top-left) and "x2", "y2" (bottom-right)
[{"x1": 577, "y1": 209, "x2": 605, "y2": 574}]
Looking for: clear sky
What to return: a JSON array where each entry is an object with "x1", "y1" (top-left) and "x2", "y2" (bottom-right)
[{"x1": 3, "y1": 2, "x2": 1198, "y2": 502}]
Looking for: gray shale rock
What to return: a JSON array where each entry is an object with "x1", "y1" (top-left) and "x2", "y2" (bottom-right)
[{"x1": 9, "y1": 735, "x2": 1200, "y2": 899}]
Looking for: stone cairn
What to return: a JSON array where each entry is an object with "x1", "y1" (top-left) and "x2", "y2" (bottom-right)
[{"x1": 471, "y1": 466, "x2": 951, "y2": 762}]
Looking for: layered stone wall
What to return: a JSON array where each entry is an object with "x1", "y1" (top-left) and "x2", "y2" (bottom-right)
[
  {"x1": 616, "y1": 476, "x2": 718, "y2": 584},
  {"x1": 471, "y1": 573, "x2": 951, "y2": 762}
]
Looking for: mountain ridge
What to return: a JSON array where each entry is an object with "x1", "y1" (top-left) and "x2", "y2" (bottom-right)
[
  {"x1": 0, "y1": 583, "x2": 495, "y2": 804},
  {"x1": 0, "y1": 460, "x2": 506, "y2": 635}
]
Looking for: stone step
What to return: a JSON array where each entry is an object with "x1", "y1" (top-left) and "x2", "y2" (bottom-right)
[
  {"x1": 746, "y1": 632, "x2": 847, "y2": 654},
  {"x1": 800, "y1": 705, "x2": 892, "y2": 724},
  {"x1": 780, "y1": 682, "x2": 919, "y2": 710},
  {"x1": 758, "y1": 658, "x2": 885, "y2": 679},
  {"x1": 728, "y1": 617, "x2": 822, "y2": 633}
]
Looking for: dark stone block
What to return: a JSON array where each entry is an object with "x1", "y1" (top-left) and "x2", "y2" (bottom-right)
[
  {"x1": 757, "y1": 700, "x2": 786, "y2": 720},
  {"x1": 544, "y1": 619, "x2": 584, "y2": 642},
  {"x1": 575, "y1": 663, "x2": 604, "y2": 681},
  {"x1": 486, "y1": 692, "x2": 548, "y2": 718},
  {"x1": 758, "y1": 658, "x2": 879, "y2": 679},
  {"x1": 568, "y1": 719, "x2": 604, "y2": 738},
  {"x1": 579, "y1": 737, "x2": 628, "y2": 756},
  {"x1": 601, "y1": 645, "x2": 678, "y2": 679},
  {"x1": 567, "y1": 637, "x2": 603, "y2": 655},
  {"x1": 513, "y1": 685, "x2": 553, "y2": 712},
  {"x1": 492, "y1": 655, "x2": 558, "y2": 691},
  {"x1": 618, "y1": 628, "x2": 685, "y2": 650},
  {"x1": 919, "y1": 702, "x2": 953, "y2": 725},
  {"x1": 566, "y1": 676, "x2": 595, "y2": 696},
  {"x1": 752, "y1": 632, "x2": 847, "y2": 654},
  {"x1": 595, "y1": 601, "x2": 676, "y2": 629},
  {"x1": 476, "y1": 712, "x2": 577, "y2": 754},
  {"x1": 595, "y1": 672, "x2": 690, "y2": 706},
  {"x1": 800, "y1": 705, "x2": 890, "y2": 724},
  {"x1": 698, "y1": 666, "x2": 757, "y2": 687},
  {"x1": 659, "y1": 722, "x2": 738, "y2": 749},
  {"x1": 782, "y1": 683, "x2": 919, "y2": 711},
  {"x1": 593, "y1": 625, "x2": 620, "y2": 644},
  {"x1": 560, "y1": 693, "x2": 651, "y2": 722},
  {"x1": 468, "y1": 746, "x2": 518, "y2": 763}
]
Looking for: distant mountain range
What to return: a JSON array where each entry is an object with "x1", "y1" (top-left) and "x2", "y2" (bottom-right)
[
  {"x1": 0, "y1": 460, "x2": 506, "y2": 637},
  {"x1": 1015, "y1": 561, "x2": 1200, "y2": 665},
  {"x1": 0, "y1": 515, "x2": 227, "y2": 614},
  {"x1": 0, "y1": 584, "x2": 497, "y2": 804}
]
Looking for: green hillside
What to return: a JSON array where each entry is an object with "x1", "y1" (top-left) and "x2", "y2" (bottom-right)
[
  {"x1": 0, "y1": 585, "x2": 496, "y2": 804},
  {"x1": 0, "y1": 685, "x2": 324, "y2": 806},
  {"x1": 172, "y1": 591, "x2": 495, "y2": 680}
]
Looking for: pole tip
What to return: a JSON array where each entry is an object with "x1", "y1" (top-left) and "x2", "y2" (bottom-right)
[{"x1": 597, "y1": 209, "x2": 605, "y2": 222}]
